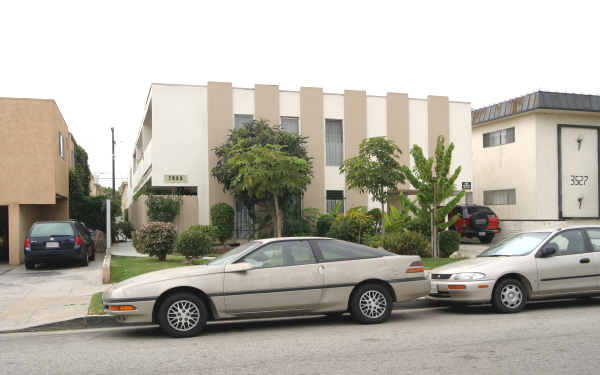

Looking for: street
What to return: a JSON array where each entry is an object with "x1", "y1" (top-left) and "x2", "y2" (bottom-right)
[{"x1": 2, "y1": 299, "x2": 599, "y2": 375}]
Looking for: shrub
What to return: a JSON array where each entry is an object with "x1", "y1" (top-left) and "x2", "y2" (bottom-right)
[
  {"x1": 210, "y1": 203, "x2": 235, "y2": 244},
  {"x1": 146, "y1": 195, "x2": 181, "y2": 222},
  {"x1": 327, "y1": 209, "x2": 375, "y2": 243},
  {"x1": 135, "y1": 222, "x2": 177, "y2": 261},
  {"x1": 382, "y1": 231, "x2": 430, "y2": 257},
  {"x1": 283, "y1": 216, "x2": 311, "y2": 237},
  {"x1": 317, "y1": 214, "x2": 335, "y2": 236},
  {"x1": 439, "y1": 230, "x2": 461, "y2": 257},
  {"x1": 362, "y1": 233, "x2": 382, "y2": 248},
  {"x1": 383, "y1": 205, "x2": 411, "y2": 234},
  {"x1": 132, "y1": 230, "x2": 139, "y2": 250},
  {"x1": 367, "y1": 208, "x2": 382, "y2": 232},
  {"x1": 176, "y1": 225, "x2": 217, "y2": 258},
  {"x1": 405, "y1": 217, "x2": 431, "y2": 238}
]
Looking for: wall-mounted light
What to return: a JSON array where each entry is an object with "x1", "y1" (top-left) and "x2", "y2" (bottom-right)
[{"x1": 577, "y1": 136, "x2": 583, "y2": 151}]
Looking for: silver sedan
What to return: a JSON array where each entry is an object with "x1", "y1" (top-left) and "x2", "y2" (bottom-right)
[
  {"x1": 103, "y1": 237, "x2": 430, "y2": 337},
  {"x1": 428, "y1": 226, "x2": 600, "y2": 312}
]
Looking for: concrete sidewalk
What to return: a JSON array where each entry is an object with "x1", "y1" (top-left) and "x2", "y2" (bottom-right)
[
  {"x1": 110, "y1": 241, "x2": 147, "y2": 257},
  {"x1": 0, "y1": 258, "x2": 107, "y2": 332}
]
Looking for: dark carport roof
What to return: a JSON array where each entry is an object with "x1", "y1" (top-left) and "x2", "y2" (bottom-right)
[{"x1": 472, "y1": 91, "x2": 600, "y2": 126}]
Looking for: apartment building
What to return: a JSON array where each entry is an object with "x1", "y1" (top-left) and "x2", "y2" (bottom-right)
[
  {"x1": 126, "y1": 82, "x2": 473, "y2": 237},
  {"x1": 472, "y1": 91, "x2": 600, "y2": 239},
  {"x1": 0, "y1": 98, "x2": 74, "y2": 264}
]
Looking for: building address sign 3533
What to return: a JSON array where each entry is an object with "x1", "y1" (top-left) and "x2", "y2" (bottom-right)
[{"x1": 164, "y1": 174, "x2": 188, "y2": 183}]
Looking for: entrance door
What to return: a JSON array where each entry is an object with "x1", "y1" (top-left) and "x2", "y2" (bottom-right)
[
  {"x1": 559, "y1": 126, "x2": 599, "y2": 218},
  {"x1": 0, "y1": 206, "x2": 8, "y2": 262}
]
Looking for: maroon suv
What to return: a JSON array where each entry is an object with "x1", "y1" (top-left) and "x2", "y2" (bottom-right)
[{"x1": 448, "y1": 205, "x2": 501, "y2": 244}]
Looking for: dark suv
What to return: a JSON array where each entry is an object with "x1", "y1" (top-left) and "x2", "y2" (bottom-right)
[
  {"x1": 448, "y1": 205, "x2": 501, "y2": 244},
  {"x1": 24, "y1": 220, "x2": 95, "y2": 269}
]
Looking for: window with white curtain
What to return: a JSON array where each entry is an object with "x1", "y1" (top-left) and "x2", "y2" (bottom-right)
[
  {"x1": 280, "y1": 116, "x2": 299, "y2": 133},
  {"x1": 326, "y1": 119, "x2": 343, "y2": 166},
  {"x1": 234, "y1": 114, "x2": 254, "y2": 130},
  {"x1": 484, "y1": 189, "x2": 516, "y2": 205}
]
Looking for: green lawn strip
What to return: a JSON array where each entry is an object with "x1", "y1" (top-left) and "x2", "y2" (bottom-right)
[
  {"x1": 88, "y1": 292, "x2": 105, "y2": 315},
  {"x1": 422, "y1": 257, "x2": 466, "y2": 270},
  {"x1": 110, "y1": 255, "x2": 209, "y2": 283}
]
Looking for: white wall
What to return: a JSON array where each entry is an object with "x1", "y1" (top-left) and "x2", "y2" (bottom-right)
[
  {"x1": 233, "y1": 88, "x2": 254, "y2": 116},
  {"x1": 151, "y1": 84, "x2": 210, "y2": 224},
  {"x1": 449, "y1": 101, "x2": 473, "y2": 201}
]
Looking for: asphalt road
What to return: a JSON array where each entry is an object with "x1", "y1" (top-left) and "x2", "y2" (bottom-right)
[{"x1": 2, "y1": 299, "x2": 600, "y2": 375}]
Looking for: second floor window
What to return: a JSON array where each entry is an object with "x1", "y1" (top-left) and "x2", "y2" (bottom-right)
[
  {"x1": 484, "y1": 189, "x2": 516, "y2": 205},
  {"x1": 326, "y1": 119, "x2": 343, "y2": 166},
  {"x1": 234, "y1": 114, "x2": 254, "y2": 130},
  {"x1": 483, "y1": 127, "x2": 515, "y2": 148},
  {"x1": 280, "y1": 116, "x2": 299, "y2": 133}
]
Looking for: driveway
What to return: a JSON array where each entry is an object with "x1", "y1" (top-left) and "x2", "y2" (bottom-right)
[{"x1": 0, "y1": 258, "x2": 107, "y2": 331}]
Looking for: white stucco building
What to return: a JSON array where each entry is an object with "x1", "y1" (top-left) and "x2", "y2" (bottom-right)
[{"x1": 126, "y1": 82, "x2": 473, "y2": 237}]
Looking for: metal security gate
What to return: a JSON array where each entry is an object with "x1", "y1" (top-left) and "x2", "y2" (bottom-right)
[
  {"x1": 235, "y1": 199, "x2": 253, "y2": 239},
  {"x1": 558, "y1": 125, "x2": 600, "y2": 218}
]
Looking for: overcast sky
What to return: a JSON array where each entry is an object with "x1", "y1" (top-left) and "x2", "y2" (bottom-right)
[{"x1": 2, "y1": 0, "x2": 599, "y2": 187}]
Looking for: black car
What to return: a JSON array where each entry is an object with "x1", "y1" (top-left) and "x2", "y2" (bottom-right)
[{"x1": 24, "y1": 220, "x2": 95, "y2": 269}]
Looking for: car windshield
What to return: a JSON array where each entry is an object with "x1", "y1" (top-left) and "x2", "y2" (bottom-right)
[
  {"x1": 478, "y1": 232, "x2": 550, "y2": 257},
  {"x1": 31, "y1": 223, "x2": 74, "y2": 237},
  {"x1": 208, "y1": 241, "x2": 262, "y2": 265}
]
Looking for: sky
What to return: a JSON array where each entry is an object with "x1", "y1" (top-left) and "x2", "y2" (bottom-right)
[{"x1": 2, "y1": 0, "x2": 599, "y2": 187}]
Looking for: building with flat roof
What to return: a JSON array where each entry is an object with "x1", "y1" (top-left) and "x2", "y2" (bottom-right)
[
  {"x1": 126, "y1": 82, "x2": 473, "y2": 238},
  {"x1": 472, "y1": 91, "x2": 600, "y2": 239},
  {"x1": 0, "y1": 98, "x2": 75, "y2": 264}
]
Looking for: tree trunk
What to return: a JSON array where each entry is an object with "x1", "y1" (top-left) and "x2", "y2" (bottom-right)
[
  {"x1": 273, "y1": 194, "x2": 282, "y2": 237},
  {"x1": 380, "y1": 201, "x2": 386, "y2": 237}
]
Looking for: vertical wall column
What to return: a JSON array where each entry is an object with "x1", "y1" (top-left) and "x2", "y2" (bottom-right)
[
  {"x1": 427, "y1": 95, "x2": 450, "y2": 156},
  {"x1": 8, "y1": 203, "x2": 21, "y2": 265},
  {"x1": 300, "y1": 87, "x2": 325, "y2": 212},
  {"x1": 207, "y1": 82, "x2": 234, "y2": 208},
  {"x1": 344, "y1": 90, "x2": 368, "y2": 208},
  {"x1": 255, "y1": 84, "x2": 280, "y2": 125},
  {"x1": 387, "y1": 91, "x2": 410, "y2": 167}
]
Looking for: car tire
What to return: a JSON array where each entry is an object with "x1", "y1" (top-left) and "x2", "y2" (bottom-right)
[
  {"x1": 89, "y1": 248, "x2": 95, "y2": 261},
  {"x1": 350, "y1": 284, "x2": 392, "y2": 324},
  {"x1": 81, "y1": 250, "x2": 89, "y2": 267},
  {"x1": 479, "y1": 234, "x2": 494, "y2": 244},
  {"x1": 158, "y1": 293, "x2": 208, "y2": 338},
  {"x1": 25, "y1": 261, "x2": 35, "y2": 270},
  {"x1": 492, "y1": 278, "x2": 527, "y2": 313}
]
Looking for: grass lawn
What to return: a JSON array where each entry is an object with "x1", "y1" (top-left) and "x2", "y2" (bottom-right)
[
  {"x1": 88, "y1": 292, "x2": 105, "y2": 315},
  {"x1": 110, "y1": 255, "x2": 209, "y2": 283},
  {"x1": 422, "y1": 257, "x2": 466, "y2": 269}
]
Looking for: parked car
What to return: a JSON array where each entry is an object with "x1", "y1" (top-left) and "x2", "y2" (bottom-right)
[
  {"x1": 24, "y1": 220, "x2": 96, "y2": 269},
  {"x1": 449, "y1": 205, "x2": 500, "y2": 243},
  {"x1": 428, "y1": 226, "x2": 600, "y2": 312},
  {"x1": 103, "y1": 237, "x2": 430, "y2": 338}
]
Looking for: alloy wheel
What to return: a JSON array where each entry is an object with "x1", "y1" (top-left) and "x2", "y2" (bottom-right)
[
  {"x1": 359, "y1": 290, "x2": 387, "y2": 319},
  {"x1": 167, "y1": 300, "x2": 201, "y2": 332}
]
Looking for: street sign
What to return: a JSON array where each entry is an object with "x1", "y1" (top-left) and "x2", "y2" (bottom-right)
[{"x1": 462, "y1": 181, "x2": 472, "y2": 190}]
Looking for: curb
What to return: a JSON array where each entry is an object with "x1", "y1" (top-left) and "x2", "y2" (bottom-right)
[{"x1": 0, "y1": 315, "x2": 123, "y2": 335}]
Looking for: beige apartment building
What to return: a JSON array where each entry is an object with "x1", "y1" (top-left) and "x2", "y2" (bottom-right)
[
  {"x1": 472, "y1": 91, "x2": 600, "y2": 239},
  {"x1": 0, "y1": 98, "x2": 74, "y2": 264},
  {"x1": 126, "y1": 82, "x2": 473, "y2": 237}
]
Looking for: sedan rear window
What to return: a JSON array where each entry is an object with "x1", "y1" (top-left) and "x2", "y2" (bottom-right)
[
  {"x1": 316, "y1": 239, "x2": 393, "y2": 261},
  {"x1": 31, "y1": 223, "x2": 74, "y2": 237}
]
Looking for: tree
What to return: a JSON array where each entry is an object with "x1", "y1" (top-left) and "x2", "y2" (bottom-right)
[
  {"x1": 399, "y1": 136, "x2": 465, "y2": 255},
  {"x1": 339, "y1": 137, "x2": 405, "y2": 236},
  {"x1": 212, "y1": 119, "x2": 312, "y2": 237},
  {"x1": 226, "y1": 144, "x2": 312, "y2": 237}
]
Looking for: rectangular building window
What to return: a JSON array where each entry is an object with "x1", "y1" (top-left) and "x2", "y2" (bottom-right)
[
  {"x1": 234, "y1": 114, "x2": 254, "y2": 130},
  {"x1": 484, "y1": 189, "x2": 516, "y2": 205},
  {"x1": 58, "y1": 131, "x2": 64, "y2": 159},
  {"x1": 326, "y1": 190, "x2": 345, "y2": 213},
  {"x1": 281, "y1": 116, "x2": 299, "y2": 133},
  {"x1": 326, "y1": 119, "x2": 343, "y2": 166},
  {"x1": 483, "y1": 127, "x2": 515, "y2": 148}
]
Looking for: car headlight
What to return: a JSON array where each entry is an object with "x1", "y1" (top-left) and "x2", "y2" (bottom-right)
[{"x1": 451, "y1": 272, "x2": 487, "y2": 281}]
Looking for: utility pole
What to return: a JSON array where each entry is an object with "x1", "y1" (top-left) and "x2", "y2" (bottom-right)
[{"x1": 111, "y1": 127, "x2": 116, "y2": 201}]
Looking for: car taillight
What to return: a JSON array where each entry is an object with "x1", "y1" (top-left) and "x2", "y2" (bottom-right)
[
  {"x1": 75, "y1": 236, "x2": 82, "y2": 246},
  {"x1": 406, "y1": 260, "x2": 425, "y2": 273},
  {"x1": 24, "y1": 237, "x2": 30, "y2": 249}
]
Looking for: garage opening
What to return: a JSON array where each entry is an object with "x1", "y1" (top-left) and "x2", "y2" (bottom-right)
[{"x1": 0, "y1": 206, "x2": 8, "y2": 262}]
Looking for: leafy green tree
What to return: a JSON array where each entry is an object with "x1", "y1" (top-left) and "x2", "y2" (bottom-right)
[
  {"x1": 226, "y1": 144, "x2": 312, "y2": 237},
  {"x1": 399, "y1": 136, "x2": 465, "y2": 236},
  {"x1": 339, "y1": 137, "x2": 405, "y2": 236},
  {"x1": 212, "y1": 119, "x2": 311, "y2": 237}
]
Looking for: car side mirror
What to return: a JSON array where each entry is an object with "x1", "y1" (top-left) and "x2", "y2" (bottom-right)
[
  {"x1": 540, "y1": 245, "x2": 557, "y2": 258},
  {"x1": 225, "y1": 262, "x2": 253, "y2": 273}
]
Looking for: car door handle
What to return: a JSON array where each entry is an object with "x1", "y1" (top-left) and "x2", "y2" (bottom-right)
[
  {"x1": 318, "y1": 265, "x2": 325, "y2": 273},
  {"x1": 580, "y1": 258, "x2": 591, "y2": 264}
]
